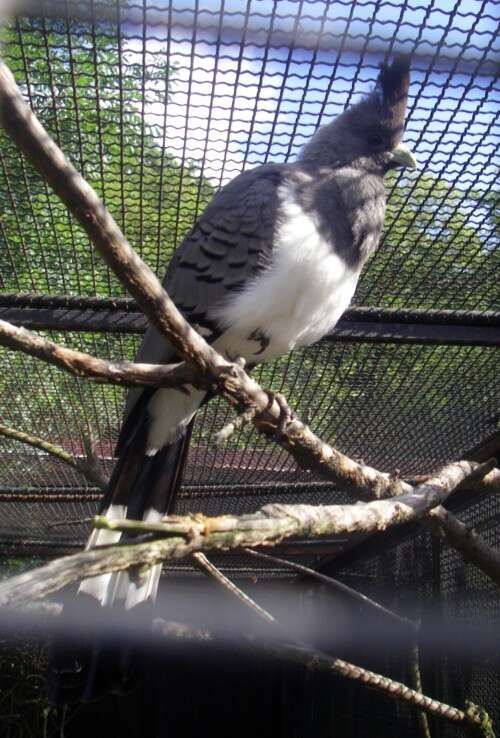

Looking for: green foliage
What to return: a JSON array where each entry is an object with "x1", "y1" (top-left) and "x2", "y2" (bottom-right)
[
  {"x1": 0, "y1": 18, "x2": 213, "y2": 295},
  {"x1": 358, "y1": 172, "x2": 499, "y2": 310}
]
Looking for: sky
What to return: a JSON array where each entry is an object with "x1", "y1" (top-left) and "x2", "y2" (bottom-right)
[
  {"x1": 5, "y1": 0, "x2": 499, "y2": 203},
  {"x1": 110, "y1": 0, "x2": 498, "y2": 205}
]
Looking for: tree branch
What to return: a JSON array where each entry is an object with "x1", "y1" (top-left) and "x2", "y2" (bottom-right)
[
  {"x1": 411, "y1": 632, "x2": 432, "y2": 738},
  {"x1": 242, "y1": 547, "x2": 415, "y2": 630},
  {"x1": 0, "y1": 458, "x2": 491, "y2": 609},
  {"x1": 191, "y1": 551, "x2": 275, "y2": 625},
  {"x1": 0, "y1": 423, "x2": 108, "y2": 492},
  {"x1": 0, "y1": 319, "x2": 199, "y2": 390},
  {"x1": 0, "y1": 422, "x2": 83, "y2": 472},
  {"x1": 426, "y1": 507, "x2": 500, "y2": 585}
]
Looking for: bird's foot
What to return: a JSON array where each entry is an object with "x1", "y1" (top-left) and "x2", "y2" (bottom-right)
[{"x1": 265, "y1": 391, "x2": 294, "y2": 435}]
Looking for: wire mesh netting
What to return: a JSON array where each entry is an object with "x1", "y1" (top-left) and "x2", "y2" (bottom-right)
[
  {"x1": 0, "y1": 337, "x2": 498, "y2": 549},
  {"x1": 327, "y1": 493, "x2": 500, "y2": 735},
  {"x1": 0, "y1": 1, "x2": 499, "y2": 733},
  {"x1": 1, "y1": 1, "x2": 498, "y2": 305},
  {"x1": 0, "y1": 0, "x2": 498, "y2": 554}
]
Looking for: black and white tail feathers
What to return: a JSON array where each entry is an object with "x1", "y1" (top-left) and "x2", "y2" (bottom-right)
[{"x1": 48, "y1": 396, "x2": 193, "y2": 704}]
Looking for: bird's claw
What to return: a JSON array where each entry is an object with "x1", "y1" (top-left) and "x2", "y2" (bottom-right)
[
  {"x1": 225, "y1": 350, "x2": 246, "y2": 369},
  {"x1": 265, "y1": 391, "x2": 293, "y2": 435}
]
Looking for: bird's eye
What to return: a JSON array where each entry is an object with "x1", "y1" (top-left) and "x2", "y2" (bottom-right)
[{"x1": 367, "y1": 133, "x2": 383, "y2": 147}]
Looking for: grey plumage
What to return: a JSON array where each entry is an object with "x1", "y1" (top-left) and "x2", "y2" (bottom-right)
[
  {"x1": 50, "y1": 56, "x2": 416, "y2": 703},
  {"x1": 122, "y1": 58, "x2": 413, "y2": 428}
]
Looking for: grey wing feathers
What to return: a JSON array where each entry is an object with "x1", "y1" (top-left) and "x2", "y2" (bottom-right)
[
  {"x1": 165, "y1": 163, "x2": 284, "y2": 335},
  {"x1": 121, "y1": 163, "x2": 285, "y2": 426}
]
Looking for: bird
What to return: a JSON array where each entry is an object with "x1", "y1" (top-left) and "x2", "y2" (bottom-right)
[{"x1": 49, "y1": 56, "x2": 416, "y2": 702}]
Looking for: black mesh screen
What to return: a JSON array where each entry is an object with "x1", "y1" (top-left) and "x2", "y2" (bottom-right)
[
  {"x1": 0, "y1": 0, "x2": 498, "y2": 556},
  {"x1": 324, "y1": 522, "x2": 499, "y2": 734},
  {"x1": 0, "y1": 0, "x2": 499, "y2": 730}
]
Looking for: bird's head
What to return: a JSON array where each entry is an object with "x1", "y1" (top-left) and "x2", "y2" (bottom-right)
[{"x1": 299, "y1": 57, "x2": 417, "y2": 175}]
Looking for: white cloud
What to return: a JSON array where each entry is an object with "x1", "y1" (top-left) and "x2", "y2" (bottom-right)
[{"x1": 133, "y1": 36, "x2": 285, "y2": 186}]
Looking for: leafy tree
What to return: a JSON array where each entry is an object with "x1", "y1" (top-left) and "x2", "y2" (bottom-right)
[
  {"x1": 357, "y1": 172, "x2": 499, "y2": 311},
  {"x1": 0, "y1": 17, "x2": 213, "y2": 295}
]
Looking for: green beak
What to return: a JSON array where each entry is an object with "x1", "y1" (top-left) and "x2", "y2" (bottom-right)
[{"x1": 391, "y1": 142, "x2": 417, "y2": 169}]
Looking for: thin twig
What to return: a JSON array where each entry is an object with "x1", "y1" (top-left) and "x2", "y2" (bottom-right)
[
  {"x1": 0, "y1": 422, "x2": 109, "y2": 493},
  {"x1": 214, "y1": 406, "x2": 259, "y2": 446},
  {"x1": 192, "y1": 552, "x2": 275, "y2": 624},
  {"x1": 46, "y1": 518, "x2": 93, "y2": 528},
  {"x1": 411, "y1": 628, "x2": 432, "y2": 738},
  {"x1": 242, "y1": 547, "x2": 414, "y2": 630},
  {"x1": 78, "y1": 433, "x2": 108, "y2": 491},
  {"x1": 0, "y1": 423, "x2": 82, "y2": 472}
]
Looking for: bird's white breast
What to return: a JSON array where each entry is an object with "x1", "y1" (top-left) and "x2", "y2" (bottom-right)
[
  {"x1": 213, "y1": 181, "x2": 360, "y2": 362},
  {"x1": 145, "y1": 181, "x2": 361, "y2": 453}
]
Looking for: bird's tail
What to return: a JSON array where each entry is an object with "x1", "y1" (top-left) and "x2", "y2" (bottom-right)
[{"x1": 47, "y1": 403, "x2": 192, "y2": 704}]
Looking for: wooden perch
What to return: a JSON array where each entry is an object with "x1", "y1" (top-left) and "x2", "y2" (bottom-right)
[
  {"x1": 0, "y1": 457, "x2": 492, "y2": 609},
  {"x1": 0, "y1": 319, "x2": 199, "y2": 390}
]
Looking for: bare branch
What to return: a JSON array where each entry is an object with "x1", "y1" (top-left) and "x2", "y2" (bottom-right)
[
  {"x1": 411, "y1": 632, "x2": 432, "y2": 738},
  {"x1": 466, "y1": 468, "x2": 500, "y2": 495},
  {"x1": 276, "y1": 643, "x2": 482, "y2": 734},
  {"x1": 0, "y1": 458, "x2": 489, "y2": 609},
  {"x1": 0, "y1": 319, "x2": 199, "y2": 390},
  {"x1": 192, "y1": 552, "x2": 275, "y2": 624},
  {"x1": 2, "y1": 323, "x2": 498, "y2": 585},
  {"x1": 427, "y1": 507, "x2": 500, "y2": 586},
  {"x1": 213, "y1": 406, "x2": 259, "y2": 446},
  {"x1": 78, "y1": 433, "x2": 109, "y2": 492},
  {"x1": 242, "y1": 547, "x2": 414, "y2": 631},
  {"x1": 0, "y1": 422, "x2": 109, "y2": 492},
  {"x1": 0, "y1": 423, "x2": 83, "y2": 472}
]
